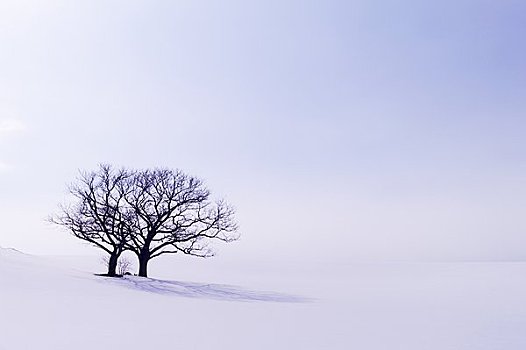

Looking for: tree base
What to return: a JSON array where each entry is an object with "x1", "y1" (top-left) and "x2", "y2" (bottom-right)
[{"x1": 94, "y1": 273, "x2": 124, "y2": 278}]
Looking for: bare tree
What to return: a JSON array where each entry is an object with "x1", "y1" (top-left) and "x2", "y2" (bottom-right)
[
  {"x1": 117, "y1": 256, "x2": 133, "y2": 276},
  {"x1": 101, "y1": 255, "x2": 133, "y2": 276},
  {"x1": 52, "y1": 166, "x2": 238, "y2": 278},
  {"x1": 51, "y1": 165, "x2": 134, "y2": 277},
  {"x1": 124, "y1": 168, "x2": 238, "y2": 277}
]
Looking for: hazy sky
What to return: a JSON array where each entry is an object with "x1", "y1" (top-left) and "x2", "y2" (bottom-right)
[{"x1": 0, "y1": 0, "x2": 525, "y2": 262}]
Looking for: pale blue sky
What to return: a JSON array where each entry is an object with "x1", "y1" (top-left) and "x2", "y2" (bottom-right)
[{"x1": 0, "y1": 0, "x2": 525, "y2": 261}]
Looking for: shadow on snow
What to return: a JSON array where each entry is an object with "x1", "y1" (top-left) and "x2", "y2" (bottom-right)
[{"x1": 102, "y1": 276, "x2": 308, "y2": 303}]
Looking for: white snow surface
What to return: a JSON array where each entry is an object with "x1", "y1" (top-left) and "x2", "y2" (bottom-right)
[{"x1": 1, "y1": 247, "x2": 526, "y2": 349}]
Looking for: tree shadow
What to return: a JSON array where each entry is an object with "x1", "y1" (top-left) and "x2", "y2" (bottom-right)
[{"x1": 103, "y1": 276, "x2": 309, "y2": 303}]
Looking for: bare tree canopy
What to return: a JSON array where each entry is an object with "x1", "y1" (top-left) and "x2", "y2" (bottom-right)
[
  {"x1": 51, "y1": 165, "x2": 134, "y2": 276},
  {"x1": 124, "y1": 168, "x2": 239, "y2": 277},
  {"x1": 52, "y1": 165, "x2": 239, "y2": 277}
]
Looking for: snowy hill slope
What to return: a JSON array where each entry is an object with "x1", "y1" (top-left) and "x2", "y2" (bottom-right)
[{"x1": 1, "y1": 247, "x2": 526, "y2": 349}]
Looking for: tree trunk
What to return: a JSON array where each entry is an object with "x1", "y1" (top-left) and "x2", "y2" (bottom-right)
[
  {"x1": 107, "y1": 253, "x2": 119, "y2": 277},
  {"x1": 138, "y1": 252, "x2": 150, "y2": 277}
]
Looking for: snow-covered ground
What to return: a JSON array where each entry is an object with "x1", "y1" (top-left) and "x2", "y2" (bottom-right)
[{"x1": 1, "y1": 247, "x2": 526, "y2": 349}]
